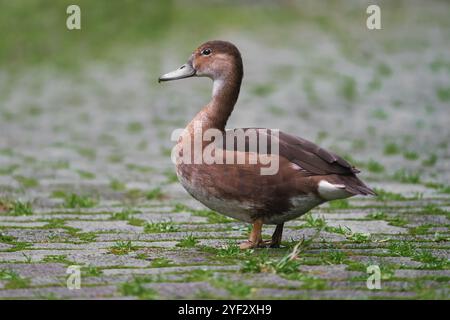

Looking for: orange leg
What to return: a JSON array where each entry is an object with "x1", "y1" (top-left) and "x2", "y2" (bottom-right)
[{"x1": 240, "y1": 219, "x2": 263, "y2": 249}]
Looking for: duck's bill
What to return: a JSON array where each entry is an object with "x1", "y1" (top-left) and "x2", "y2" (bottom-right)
[{"x1": 158, "y1": 63, "x2": 196, "y2": 82}]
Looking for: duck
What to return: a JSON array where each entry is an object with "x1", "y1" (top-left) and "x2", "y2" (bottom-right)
[{"x1": 159, "y1": 40, "x2": 375, "y2": 249}]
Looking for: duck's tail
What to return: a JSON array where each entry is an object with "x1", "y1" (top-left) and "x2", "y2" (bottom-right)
[{"x1": 336, "y1": 174, "x2": 376, "y2": 196}]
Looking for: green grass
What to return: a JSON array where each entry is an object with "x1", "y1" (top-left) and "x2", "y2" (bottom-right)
[
  {"x1": 63, "y1": 193, "x2": 97, "y2": 208},
  {"x1": 383, "y1": 142, "x2": 400, "y2": 155},
  {"x1": 325, "y1": 224, "x2": 352, "y2": 236},
  {"x1": 127, "y1": 121, "x2": 144, "y2": 133},
  {"x1": 408, "y1": 224, "x2": 431, "y2": 235},
  {"x1": 192, "y1": 209, "x2": 234, "y2": 223},
  {"x1": 403, "y1": 151, "x2": 419, "y2": 161},
  {"x1": 319, "y1": 250, "x2": 347, "y2": 264},
  {"x1": 301, "y1": 214, "x2": 370, "y2": 244},
  {"x1": 125, "y1": 188, "x2": 144, "y2": 200},
  {"x1": 366, "y1": 211, "x2": 388, "y2": 220},
  {"x1": 388, "y1": 241, "x2": 449, "y2": 269},
  {"x1": 1, "y1": 200, "x2": 34, "y2": 215},
  {"x1": 0, "y1": 164, "x2": 19, "y2": 175},
  {"x1": 392, "y1": 169, "x2": 421, "y2": 184},
  {"x1": 128, "y1": 218, "x2": 146, "y2": 226},
  {"x1": 414, "y1": 250, "x2": 449, "y2": 269},
  {"x1": 177, "y1": 234, "x2": 198, "y2": 248},
  {"x1": 212, "y1": 277, "x2": 252, "y2": 298},
  {"x1": 338, "y1": 75, "x2": 357, "y2": 102},
  {"x1": 371, "y1": 108, "x2": 388, "y2": 120},
  {"x1": 42, "y1": 254, "x2": 72, "y2": 264},
  {"x1": 436, "y1": 87, "x2": 450, "y2": 102},
  {"x1": 144, "y1": 220, "x2": 178, "y2": 233},
  {"x1": 387, "y1": 215, "x2": 408, "y2": 227},
  {"x1": 110, "y1": 209, "x2": 133, "y2": 220},
  {"x1": 303, "y1": 213, "x2": 327, "y2": 229},
  {"x1": 77, "y1": 232, "x2": 97, "y2": 242},
  {"x1": 183, "y1": 269, "x2": 214, "y2": 282},
  {"x1": 328, "y1": 199, "x2": 350, "y2": 209},
  {"x1": 0, "y1": 232, "x2": 15, "y2": 243},
  {"x1": 120, "y1": 276, "x2": 157, "y2": 299},
  {"x1": 173, "y1": 203, "x2": 190, "y2": 212},
  {"x1": 163, "y1": 170, "x2": 178, "y2": 184},
  {"x1": 0, "y1": 269, "x2": 30, "y2": 289},
  {"x1": 388, "y1": 241, "x2": 416, "y2": 257},
  {"x1": 422, "y1": 154, "x2": 437, "y2": 167},
  {"x1": 109, "y1": 241, "x2": 137, "y2": 255},
  {"x1": 51, "y1": 190, "x2": 68, "y2": 199},
  {"x1": 239, "y1": 244, "x2": 327, "y2": 290},
  {"x1": 76, "y1": 147, "x2": 96, "y2": 160},
  {"x1": 251, "y1": 83, "x2": 275, "y2": 97},
  {"x1": 14, "y1": 175, "x2": 39, "y2": 188},
  {"x1": 346, "y1": 232, "x2": 371, "y2": 243},
  {"x1": 150, "y1": 258, "x2": 172, "y2": 268},
  {"x1": 146, "y1": 188, "x2": 165, "y2": 200},
  {"x1": 422, "y1": 204, "x2": 448, "y2": 216},
  {"x1": 199, "y1": 242, "x2": 252, "y2": 261},
  {"x1": 366, "y1": 160, "x2": 385, "y2": 173},
  {"x1": 44, "y1": 218, "x2": 76, "y2": 231},
  {"x1": 215, "y1": 242, "x2": 247, "y2": 258},
  {"x1": 126, "y1": 164, "x2": 154, "y2": 173},
  {"x1": 82, "y1": 265, "x2": 102, "y2": 277},
  {"x1": 110, "y1": 179, "x2": 126, "y2": 191},
  {"x1": 283, "y1": 272, "x2": 328, "y2": 290},
  {"x1": 373, "y1": 188, "x2": 407, "y2": 201},
  {"x1": 241, "y1": 253, "x2": 298, "y2": 274},
  {"x1": 76, "y1": 170, "x2": 96, "y2": 179},
  {"x1": 7, "y1": 242, "x2": 32, "y2": 252},
  {"x1": 242, "y1": 235, "x2": 318, "y2": 274},
  {"x1": 377, "y1": 63, "x2": 392, "y2": 77},
  {"x1": 425, "y1": 183, "x2": 450, "y2": 194}
]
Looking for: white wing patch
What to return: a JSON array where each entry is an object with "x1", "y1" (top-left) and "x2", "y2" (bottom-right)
[{"x1": 318, "y1": 180, "x2": 351, "y2": 200}]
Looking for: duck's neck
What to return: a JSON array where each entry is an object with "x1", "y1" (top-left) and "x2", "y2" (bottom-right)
[{"x1": 189, "y1": 72, "x2": 242, "y2": 132}]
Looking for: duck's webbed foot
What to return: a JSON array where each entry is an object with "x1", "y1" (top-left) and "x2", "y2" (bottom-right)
[
  {"x1": 239, "y1": 219, "x2": 263, "y2": 250},
  {"x1": 240, "y1": 221, "x2": 285, "y2": 249},
  {"x1": 239, "y1": 240, "x2": 264, "y2": 249},
  {"x1": 259, "y1": 223, "x2": 284, "y2": 248}
]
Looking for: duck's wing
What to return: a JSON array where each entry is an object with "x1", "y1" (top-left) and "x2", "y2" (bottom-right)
[
  {"x1": 221, "y1": 128, "x2": 374, "y2": 196},
  {"x1": 224, "y1": 128, "x2": 359, "y2": 176},
  {"x1": 276, "y1": 130, "x2": 359, "y2": 176}
]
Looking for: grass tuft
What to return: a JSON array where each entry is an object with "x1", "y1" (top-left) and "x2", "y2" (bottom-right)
[
  {"x1": 144, "y1": 220, "x2": 178, "y2": 233},
  {"x1": 109, "y1": 241, "x2": 137, "y2": 255}
]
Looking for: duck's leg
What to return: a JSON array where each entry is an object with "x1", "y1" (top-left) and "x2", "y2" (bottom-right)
[
  {"x1": 270, "y1": 223, "x2": 284, "y2": 248},
  {"x1": 261, "y1": 223, "x2": 284, "y2": 248},
  {"x1": 239, "y1": 219, "x2": 263, "y2": 249}
]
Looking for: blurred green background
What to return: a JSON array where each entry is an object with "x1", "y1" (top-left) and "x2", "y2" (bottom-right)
[
  {"x1": 1, "y1": 0, "x2": 449, "y2": 186},
  {"x1": 1, "y1": 0, "x2": 298, "y2": 69},
  {"x1": 4, "y1": 0, "x2": 448, "y2": 70}
]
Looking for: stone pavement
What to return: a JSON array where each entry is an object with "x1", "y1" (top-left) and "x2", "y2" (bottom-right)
[{"x1": 0, "y1": 1, "x2": 449, "y2": 299}]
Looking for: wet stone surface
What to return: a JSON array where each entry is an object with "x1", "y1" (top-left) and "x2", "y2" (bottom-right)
[{"x1": 1, "y1": 2, "x2": 450, "y2": 299}]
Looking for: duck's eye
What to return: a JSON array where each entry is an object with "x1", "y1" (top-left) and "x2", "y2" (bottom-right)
[{"x1": 201, "y1": 49, "x2": 211, "y2": 56}]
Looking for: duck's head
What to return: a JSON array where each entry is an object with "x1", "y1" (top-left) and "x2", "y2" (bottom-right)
[{"x1": 158, "y1": 40, "x2": 243, "y2": 83}]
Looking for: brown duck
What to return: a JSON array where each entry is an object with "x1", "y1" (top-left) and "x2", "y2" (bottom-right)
[{"x1": 159, "y1": 40, "x2": 375, "y2": 249}]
